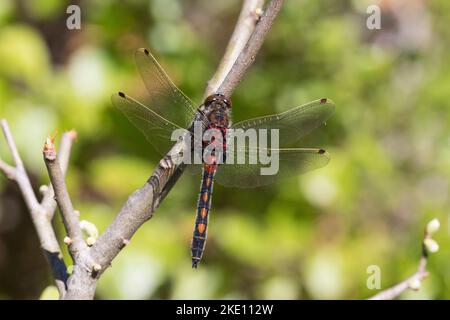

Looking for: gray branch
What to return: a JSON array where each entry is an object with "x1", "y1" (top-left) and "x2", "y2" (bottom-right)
[
  {"x1": 205, "y1": 0, "x2": 264, "y2": 97},
  {"x1": 0, "y1": 120, "x2": 76, "y2": 298},
  {"x1": 43, "y1": 137, "x2": 86, "y2": 259},
  {"x1": 217, "y1": 0, "x2": 284, "y2": 97},
  {"x1": 41, "y1": 130, "x2": 77, "y2": 219}
]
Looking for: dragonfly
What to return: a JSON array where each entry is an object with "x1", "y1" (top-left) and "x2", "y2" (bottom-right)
[{"x1": 112, "y1": 48, "x2": 335, "y2": 268}]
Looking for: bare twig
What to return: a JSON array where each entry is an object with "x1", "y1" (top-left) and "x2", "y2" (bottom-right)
[
  {"x1": 0, "y1": 120, "x2": 74, "y2": 297},
  {"x1": 368, "y1": 220, "x2": 439, "y2": 300},
  {"x1": 205, "y1": 0, "x2": 264, "y2": 97},
  {"x1": 43, "y1": 137, "x2": 86, "y2": 258},
  {"x1": 217, "y1": 0, "x2": 284, "y2": 97},
  {"x1": 41, "y1": 130, "x2": 77, "y2": 219},
  {"x1": 2, "y1": 120, "x2": 25, "y2": 169},
  {"x1": 60, "y1": 0, "x2": 284, "y2": 299},
  {"x1": 1, "y1": 120, "x2": 39, "y2": 211},
  {"x1": 369, "y1": 257, "x2": 428, "y2": 300}
]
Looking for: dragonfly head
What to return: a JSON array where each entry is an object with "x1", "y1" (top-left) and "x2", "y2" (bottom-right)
[
  {"x1": 204, "y1": 93, "x2": 232, "y2": 109},
  {"x1": 204, "y1": 93, "x2": 232, "y2": 127}
]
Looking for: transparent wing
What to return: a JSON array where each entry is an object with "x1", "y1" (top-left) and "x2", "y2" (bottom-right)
[
  {"x1": 135, "y1": 48, "x2": 197, "y2": 129},
  {"x1": 232, "y1": 98, "x2": 335, "y2": 146},
  {"x1": 112, "y1": 92, "x2": 191, "y2": 155},
  {"x1": 215, "y1": 148, "x2": 330, "y2": 188}
]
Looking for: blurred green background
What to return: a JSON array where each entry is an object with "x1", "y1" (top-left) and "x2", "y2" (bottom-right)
[{"x1": 0, "y1": 0, "x2": 449, "y2": 299}]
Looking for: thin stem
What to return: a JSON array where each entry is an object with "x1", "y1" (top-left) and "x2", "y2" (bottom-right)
[
  {"x1": 41, "y1": 130, "x2": 77, "y2": 218},
  {"x1": 43, "y1": 137, "x2": 86, "y2": 259},
  {"x1": 217, "y1": 0, "x2": 284, "y2": 97},
  {"x1": 1, "y1": 120, "x2": 40, "y2": 211},
  {"x1": 368, "y1": 227, "x2": 435, "y2": 300},
  {"x1": 205, "y1": 0, "x2": 265, "y2": 97},
  {"x1": 1, "y1": 119, "x2": 25, "y2": 169},
  {"x1": 0, "y1": 119, "x2": 69, "y2": 297}
]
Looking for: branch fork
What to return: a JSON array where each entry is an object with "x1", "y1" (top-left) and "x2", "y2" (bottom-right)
[{"x1": 0, "y1": 120, "x2": 76, "y2": 298}]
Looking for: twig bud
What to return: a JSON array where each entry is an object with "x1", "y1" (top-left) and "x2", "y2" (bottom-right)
[
  {"x1": 63, "y1": 236, "x2": 73, "y2": 245},
  {"x1": 93, "y1": 263, "x2": 101, "y2": 272},
  {"x1": 255, "y1": 7, "x2": 264, "y2": 19},
  {"x1": 43, "y1": 136, "x2": 56, "y2": 154},
  {"x1": 39, "y1": 185, "x2": 49, "y2": 194},
  {"x1": 426, "y1": 218, "x2": 440, "y2": 235},
  {"x1": 86, "y1": 236, "x2": 96, "y2": 246},
  {"x1": 424, "y1": 238, "x2": 439, "y2": 253},
  {"x1": 67, "y1": 130, "x2": 78, "y2": 141},
  {"x1": 408, "y1": 279, "x2": 421, "y2": 291}
]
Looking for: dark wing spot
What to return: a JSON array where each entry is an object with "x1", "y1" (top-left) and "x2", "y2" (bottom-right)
[
  {"x1": 144, "y1": 48, "x2": 150, "y2": 55},
  {"x1": 318, "y1": 149, "x2": 326, "y2": 154},
  {"x1": 320, "y1": 98, "x2": 327, "y2": 104},
  {"x1": 118, "y1": 92, "x2": 125, "y2": 98}
]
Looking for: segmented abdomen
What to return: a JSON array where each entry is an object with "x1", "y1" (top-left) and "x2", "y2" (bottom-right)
[{"x1": 191, "y1": 163, "x2": 217, "y2": 268}]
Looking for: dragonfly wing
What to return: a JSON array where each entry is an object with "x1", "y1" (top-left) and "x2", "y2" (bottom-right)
[
  {"x1": 231, "y1": 98, "x2": 335, "y2": 146},
  {"x1": 112, "y1": 92, "x2": 191, "y2": 155},
  {"x1": 135, "y1": 48, "x2": 197, "y2": 129},
  {"x1": 215, "y1": 148, "x2": 330, "y2": 188}
]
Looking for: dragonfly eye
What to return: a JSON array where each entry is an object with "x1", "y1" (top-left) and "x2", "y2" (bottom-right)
[
  {"x1": 204, "y1": 94, "x2": 217, "y2": 106},
  {"x1": 223, "y1": 98, "x2": 232, "y2": 108}
]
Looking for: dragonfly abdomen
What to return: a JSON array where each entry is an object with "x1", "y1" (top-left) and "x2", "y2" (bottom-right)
[{"x1": 191, "y1": 163, "x2": 217, "y2": 268}]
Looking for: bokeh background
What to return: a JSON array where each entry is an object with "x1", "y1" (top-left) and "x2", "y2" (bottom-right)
[{"x1": 0, "y1": 0, "x2": 449, "y2": 299}]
